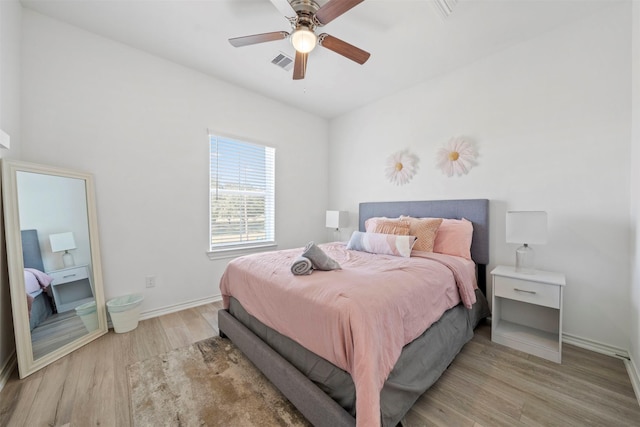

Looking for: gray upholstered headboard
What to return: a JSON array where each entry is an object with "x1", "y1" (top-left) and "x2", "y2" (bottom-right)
[
  {"x1": 359, "y1": 199, "x2": 490, "y2": 293},
  {"x1": 21, "y1": 229, "x2": 46, "y2": 272}
]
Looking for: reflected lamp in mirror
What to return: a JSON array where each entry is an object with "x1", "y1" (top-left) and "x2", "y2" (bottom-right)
[
  {"x1": 50, "y1": 232, "x2": 76, "y2": 268},
  {"x1": 326, "y1": 210, "x2": 349, "y2": 231},
  {"x1": 506, "y1": 211, "x2": 547, "y2": 274}
]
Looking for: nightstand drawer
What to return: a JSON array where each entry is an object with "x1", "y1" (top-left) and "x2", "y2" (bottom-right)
[
  {"x1": 494, "y1": 276, "x2": 560, "y2": 309},
  {"x1": 49, "y1": 266, "x2": 89, "y2": 284}
]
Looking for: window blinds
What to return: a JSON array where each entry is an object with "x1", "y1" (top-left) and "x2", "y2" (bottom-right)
[{"x1": 209, "y1": 134, "x2": 275, "y2": 249}]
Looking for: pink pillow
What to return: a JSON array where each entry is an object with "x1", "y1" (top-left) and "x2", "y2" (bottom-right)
[
  {"x1": 24, "y1": 270, "x2": 41, "y2": 294},
  {"x1": 364, "y1": 217, "x2": 403, "y2": 232},
  {"x1": 433, "y1": 218, "x2": 473, "y2": 260},
  {"x1": 369, "y1": 219, "x2": 411, "y2": 235},
  {"x1": 24, "y1": 268, "x2": 54, "y2": 288}
]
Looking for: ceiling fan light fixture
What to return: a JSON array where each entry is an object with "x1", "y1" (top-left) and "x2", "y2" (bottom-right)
[{"x1": 290, "y1": 27, "x2": 317, "y2": 53}]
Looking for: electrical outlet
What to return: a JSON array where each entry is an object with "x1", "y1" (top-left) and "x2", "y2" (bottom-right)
[{"x1": 145, "y1": 275, "x2": 156, "y2": 288}]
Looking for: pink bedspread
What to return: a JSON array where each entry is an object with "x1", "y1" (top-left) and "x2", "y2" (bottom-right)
[
  {"x1": 25, "y1": 268, "x2": 54, "y2": 319},
  {"x1": 219, "y1": 242, "x2": 477, "y2": 427}
]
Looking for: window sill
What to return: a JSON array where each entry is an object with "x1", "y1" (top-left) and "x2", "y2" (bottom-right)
[{"x1": 207, "y1": 242, "x2": 278, "y2": 260}]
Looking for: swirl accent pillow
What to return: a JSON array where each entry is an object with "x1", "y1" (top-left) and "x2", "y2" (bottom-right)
[{"x1": 347, "y1": 231, "x2": 417, "y2": 258}]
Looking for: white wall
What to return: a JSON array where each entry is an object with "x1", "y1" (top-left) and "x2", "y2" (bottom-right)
[
  {"x1": 0, "y1": 0, "x2": 21, "y2": 161},
  {"x1": 329, "y1": 4, "x2": 631, "y2": 349},
  {"x1": 630, "y1": 0, "x2": 640, "y2": 388},
  {"x1": 20, "y1": 10, "x2": 329, "y2": 313},
  {"x1": 0, "y1": 0, "x2": 22, "y2": 382}
]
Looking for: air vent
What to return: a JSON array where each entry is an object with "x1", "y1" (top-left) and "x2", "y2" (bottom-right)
[{"x1": 271, "y1": 52, "x2": 294, "y2": 71}]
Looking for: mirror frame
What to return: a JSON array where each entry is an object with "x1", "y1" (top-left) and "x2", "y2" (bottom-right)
[{"x1": 2, "y1": 159, "x2": 108, "y2": 378}]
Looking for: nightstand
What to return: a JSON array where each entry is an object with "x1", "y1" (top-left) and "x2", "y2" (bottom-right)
[
  {"x1": 48, "y1": 265, "x2": 94, "y2": 313},
  {"x1": 491, "y1": 265, "x2": 566, "y2": 363}
]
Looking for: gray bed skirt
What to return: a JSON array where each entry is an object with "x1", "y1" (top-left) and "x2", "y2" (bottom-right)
[
  {"x1": 221, "y1": 289, "x2": 490, "y2": 426},
  {"x1": 29, "y1": 292, "x2": 53, "y2": 331}
]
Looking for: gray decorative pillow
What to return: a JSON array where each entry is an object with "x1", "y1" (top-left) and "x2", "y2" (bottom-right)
[{"x1": 302, "y1": 242, "x2": 341, "y2": 271}]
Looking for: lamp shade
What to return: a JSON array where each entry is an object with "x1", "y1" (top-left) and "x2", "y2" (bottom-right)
[
  {"x1": 326, "y1": 211, "x2": 349, "y2": 229},
  {"x1": 291, "y1": 27, "x2": 317, "y2": 53},
  {"x1": 49, "y1": 232, "x2": 76, "y2": 253},
  {"x1": 506, "y1": 211, "x2": 547, "y2": 245}
]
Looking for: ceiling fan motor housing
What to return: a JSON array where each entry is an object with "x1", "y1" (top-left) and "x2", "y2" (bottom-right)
[
  {"x1": 292, "y1": 0, "x2": 325, "y2": 30},
  {"x1": 291, "y1": 0, "x2": 321, "y2": 20}
]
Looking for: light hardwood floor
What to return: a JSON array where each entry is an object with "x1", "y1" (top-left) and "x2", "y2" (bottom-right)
[
  {"x1": 1, "y1": 302, "x2": 638, "y2": 426},
  {"x1": 31, "y1": 310, "x2": 87, "y2": 360}
]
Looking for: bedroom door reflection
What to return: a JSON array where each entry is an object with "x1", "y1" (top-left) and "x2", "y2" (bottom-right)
[
  {"x1": 18, "y1": 171, "x2": 97, "y2": 360},
  {"x1": 2, "y1": 159, "x2": 108, "y2": 378}
]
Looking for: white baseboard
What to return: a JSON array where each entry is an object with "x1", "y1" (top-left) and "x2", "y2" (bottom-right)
[
  {"x1": 0, "y1": 351, "x2": 17, "y2": 393},
  {"x1": 563, "y1": 332, "x2": 639, "y2": 404},
  {"x1": 562, "y1": 332, "x2": 630, "y2": 359},
  {"x1": 139, "y1": 295, "x2": 223, "y2": 321},
  {"x1": 626, "y1": 355, "x2": 640, "y2": 407}
]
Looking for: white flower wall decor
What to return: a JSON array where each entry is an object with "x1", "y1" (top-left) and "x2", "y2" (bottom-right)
[
  {"x1": 436, "y1": 137, "x2": 477, "y2": 177},
  {"x1": 385, "y1": 149, "x2": 419, "y2": 186}
]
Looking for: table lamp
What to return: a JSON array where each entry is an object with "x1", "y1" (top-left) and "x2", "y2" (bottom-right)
[
  {"x1": 506, "y1": 211, "x2": 547, "y2": 274},
  {"x1": 50, "y1": 232, "x2": 77, "y2": 268},
  {"x1": 326, "y1": 210, "x2": 349, "y2": 231}
]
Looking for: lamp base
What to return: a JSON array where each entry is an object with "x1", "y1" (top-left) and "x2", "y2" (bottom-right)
[
  {"x1": 62, "y1": 251, "x2": 75, "y2": 268},
  {"x1": 515, "y1": 244, "x2": 535, "y2": 274}
]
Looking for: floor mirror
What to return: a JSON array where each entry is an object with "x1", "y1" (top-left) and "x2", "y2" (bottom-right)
[{"x1": 2, "y1": 159, "x2": 107, "y2": 378}]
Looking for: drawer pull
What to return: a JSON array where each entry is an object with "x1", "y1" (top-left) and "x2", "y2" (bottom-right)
[
  {"x1": 514, "y1": 288, "x2": 536, "y2": 295},
  {"x1": 63, "y1": 274, "x2": 77, "y2": 279}
]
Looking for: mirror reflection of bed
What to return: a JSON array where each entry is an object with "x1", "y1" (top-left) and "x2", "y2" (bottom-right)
[{"x1": 22, "y1": 229, "x2": 97, "y2": 360}]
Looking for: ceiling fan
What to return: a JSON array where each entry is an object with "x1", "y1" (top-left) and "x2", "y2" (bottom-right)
[{"x1": 229, "y1": 0, "x2": 370, "y2": 80}]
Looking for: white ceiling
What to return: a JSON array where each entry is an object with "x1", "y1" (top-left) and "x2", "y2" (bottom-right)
[{"x1": 21, "y1": 0, "x2": 616, "y2": 119}]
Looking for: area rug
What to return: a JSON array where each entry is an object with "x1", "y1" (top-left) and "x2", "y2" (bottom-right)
[{"x1": 127, "y1": 337, "x2": 311, "y2": 426}]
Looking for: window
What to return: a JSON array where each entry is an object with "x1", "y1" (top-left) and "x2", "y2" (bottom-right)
[{"x1": 209, "y1": 133, "x2": 275, "y2": 252}]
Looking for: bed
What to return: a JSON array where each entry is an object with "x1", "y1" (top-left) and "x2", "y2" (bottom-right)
[
  {"x1": 22, "y1": 229, "x2": 54, "y2": 331},
  {"x1": 218, "y1": 199, "x2": 490, "y2": 427}
]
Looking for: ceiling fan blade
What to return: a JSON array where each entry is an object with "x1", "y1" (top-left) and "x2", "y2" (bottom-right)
[
  {"x1": 293, "y1": 51, "x2": 308, "y2": 80},
  {"x1": 315, "y1": 0, "x2": 364, "y2": 25},
  {"x1": 270, "y1": 0, "x2": 297, "y2": 18},
  {"x1": 229, "y1": 31, "x2": 289, "y2": 47},
  {"x1": 318, "y1": 34, "x2": 370, "y2": 64}
]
